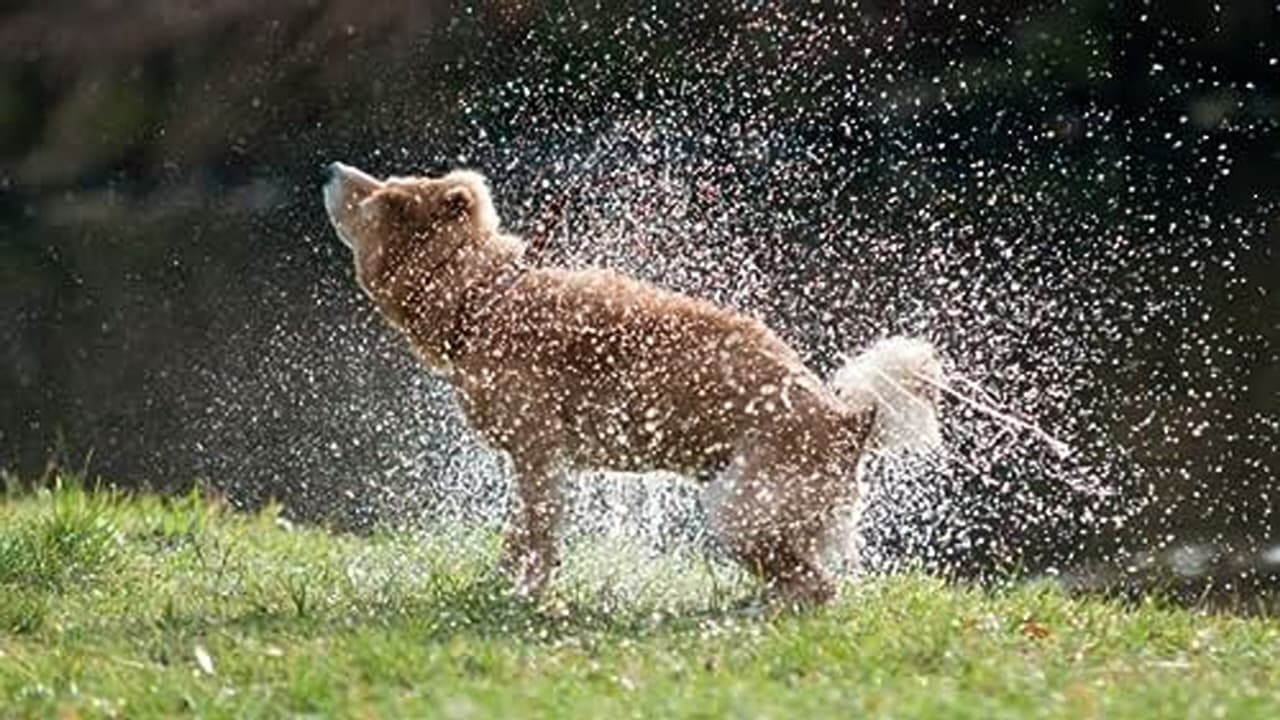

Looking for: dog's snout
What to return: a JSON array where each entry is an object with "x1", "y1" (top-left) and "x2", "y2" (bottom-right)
[
  {"x1": 325, "y1": 162, "x2": 356, "y2": 189},
  {"x1": 323, "y1": 162, "x2": 381, "y2": 250},
  {"x1": 323, "y1": 162, "x2": 383, "y2": 194}
]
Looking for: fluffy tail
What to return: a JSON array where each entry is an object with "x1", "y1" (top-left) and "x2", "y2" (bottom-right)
[{"x1": 831, "y1": 336, "x2": 944, "y2": 454}]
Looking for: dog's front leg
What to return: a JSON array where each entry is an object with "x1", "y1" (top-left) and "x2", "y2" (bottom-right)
[{"x1": 499, "y1": 455, "x2": 564, "y2": 597}]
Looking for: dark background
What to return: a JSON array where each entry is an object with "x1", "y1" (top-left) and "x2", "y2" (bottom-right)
[{"x1": 1, "y1": 1, "x2": 1277, "y2": 585}]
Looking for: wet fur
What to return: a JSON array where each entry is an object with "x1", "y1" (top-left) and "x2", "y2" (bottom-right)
[{"x1": 323, "y1": 164, "x2": 941, "y2": 605}]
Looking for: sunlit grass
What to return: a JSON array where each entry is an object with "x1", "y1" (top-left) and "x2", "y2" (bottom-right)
[{"x1": 0, "y1": 478, "x2": 1277, "y2": 718}]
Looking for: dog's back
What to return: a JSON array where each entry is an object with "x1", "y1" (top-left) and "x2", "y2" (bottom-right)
[{"x1": 454, "y1": 266, "x2": 863, "y2": 478}]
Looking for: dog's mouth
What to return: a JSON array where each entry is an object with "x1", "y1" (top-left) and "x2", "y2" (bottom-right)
[{"x1": 323, "y1": 162, "x2": 383, "y2": 249}]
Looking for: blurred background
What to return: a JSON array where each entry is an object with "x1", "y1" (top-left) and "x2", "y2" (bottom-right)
[{"x1": 1, "y1": 1, "x2": 1277, "y2": 593}]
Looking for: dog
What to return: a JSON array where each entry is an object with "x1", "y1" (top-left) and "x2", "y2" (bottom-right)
[{"x1": 322, "y1": 162, "x2": 943, "y2": 605}]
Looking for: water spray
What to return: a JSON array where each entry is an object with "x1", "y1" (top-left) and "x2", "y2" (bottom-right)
[{"x1": 917, "y1": 372, "x2": 1073, "y2": 460}]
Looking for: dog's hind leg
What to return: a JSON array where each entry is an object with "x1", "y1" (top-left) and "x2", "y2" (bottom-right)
[
  {"x1": 499, "y1": 452, "x2": 565, "y2": 597},
  {"x1": 734, "y1": 531, "x2": 835, "y2": 607},
  {"x1": 707, "y1": 444, "x2": 839, "y2": 607}
]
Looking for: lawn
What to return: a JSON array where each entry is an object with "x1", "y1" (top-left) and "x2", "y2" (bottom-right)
[{"x1": 1, "y1": 480, "x2": 1277, "y2": 719}]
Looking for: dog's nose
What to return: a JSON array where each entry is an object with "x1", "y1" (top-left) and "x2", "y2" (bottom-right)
[{"x1": 323, "y1": 162, "x2": 381, "y2": 194}]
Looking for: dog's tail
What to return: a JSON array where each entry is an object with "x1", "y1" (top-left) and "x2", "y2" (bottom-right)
[{"x1": 830, "y1": 336, "x2": 944, "y2": 454}]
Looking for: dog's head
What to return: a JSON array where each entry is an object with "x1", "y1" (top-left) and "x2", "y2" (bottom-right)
[
  {"x1": 833, "y1": 337, "x2": 944, "y2": 454},
  {"x1": 322, "y1": 163, "x2": 512, "y2": 302}
]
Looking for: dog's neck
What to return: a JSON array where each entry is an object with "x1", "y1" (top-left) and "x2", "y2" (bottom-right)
[
  {"x1": 439, "y1": 247, "x2": 529, "y2": 365},
  {"x1": 390, "y1": 231, "x2": 527, "y2": 371}
]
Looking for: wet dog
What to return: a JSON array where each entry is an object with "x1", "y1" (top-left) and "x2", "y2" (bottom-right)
[{"x1": 322, "y1": 163, "x2": 942, "y2": 604}]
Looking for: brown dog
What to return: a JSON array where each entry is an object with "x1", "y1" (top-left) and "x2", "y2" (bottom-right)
[{"x1": 323, "y1": 163, "x2": 942, "y2": 605}]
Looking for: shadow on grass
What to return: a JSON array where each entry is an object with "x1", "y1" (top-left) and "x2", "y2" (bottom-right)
[{"x1": 1062, "y1": 573, "x2": 1280, "y2": 618}]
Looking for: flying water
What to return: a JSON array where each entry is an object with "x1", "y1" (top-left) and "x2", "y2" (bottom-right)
[{"x1": 200, "y1": 3, "x2": 1276, "y2": 595}]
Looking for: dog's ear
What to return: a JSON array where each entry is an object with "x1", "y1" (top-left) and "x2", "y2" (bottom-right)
[
  {"x1": 443, "y1": 184, "x2": 476, "y2": 218},
  {"x1": 442, "y1": 170, "x2": 501, "y2": 232}
]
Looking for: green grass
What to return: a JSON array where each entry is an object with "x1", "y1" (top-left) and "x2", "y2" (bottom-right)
[{"x1": 1, "y1": 480, "x2": 1278, "y2": 718}]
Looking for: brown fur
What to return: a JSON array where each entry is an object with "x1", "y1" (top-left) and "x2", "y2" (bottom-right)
[{"x1": 323, "y1": 164, "x2": 876, "y2": 605}]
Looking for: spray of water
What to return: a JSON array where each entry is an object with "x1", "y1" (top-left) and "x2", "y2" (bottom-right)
[
  {"x1": 194, "y1": 3, "x2": 1276, "y2": 596},
  {"x1": 919, "y1": 372, "x2": 1072, "y2": 460}
]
